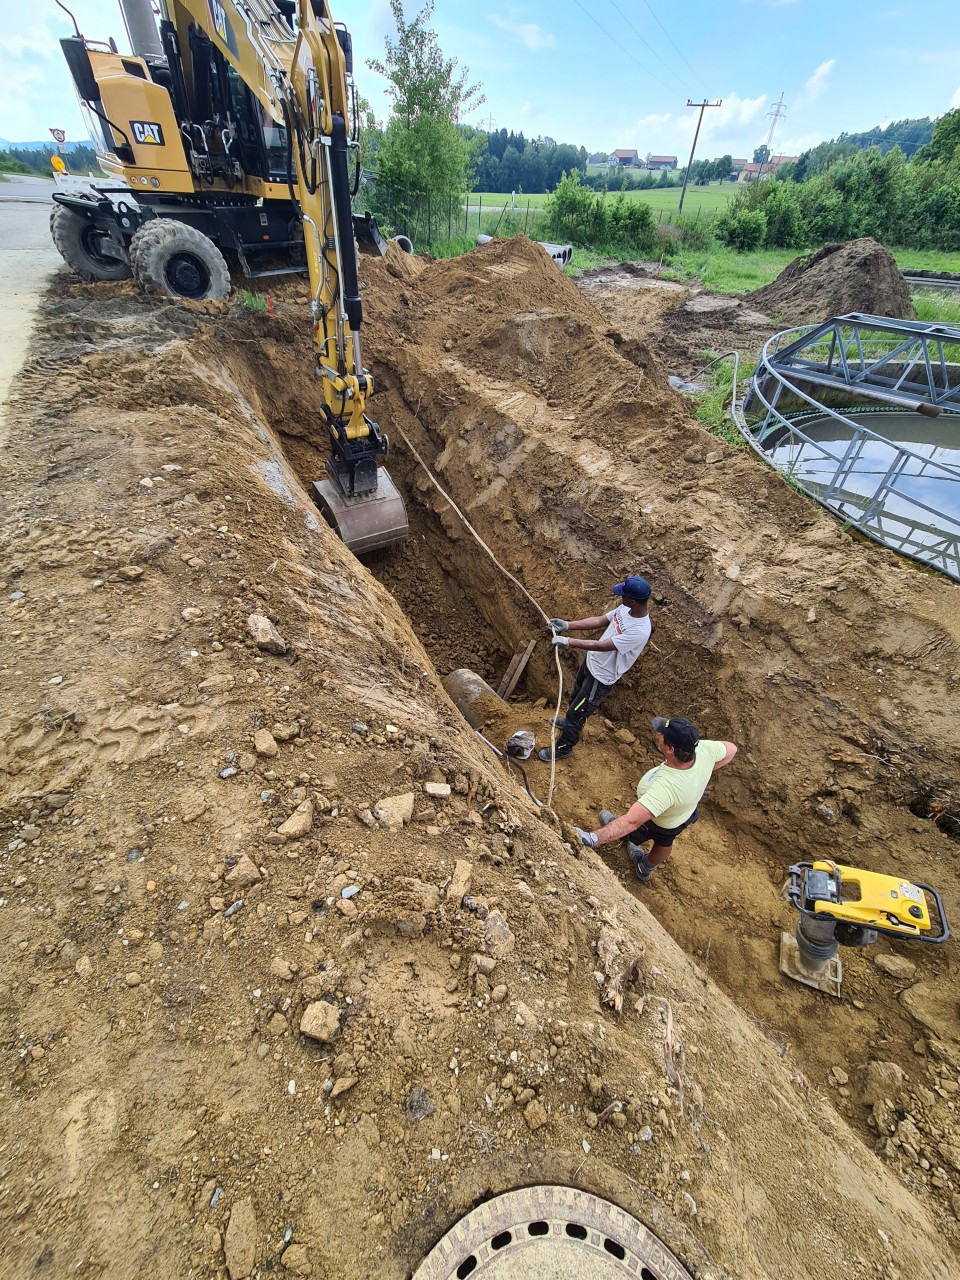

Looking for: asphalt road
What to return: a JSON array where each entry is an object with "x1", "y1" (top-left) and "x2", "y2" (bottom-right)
[{"x1": 0, "y1": 175, "x2": 61, "y2": 429}]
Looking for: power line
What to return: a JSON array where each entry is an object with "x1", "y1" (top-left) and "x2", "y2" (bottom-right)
[
  {"x1": 639, "y1": 0, "x2": 700, "y2": 80},
  {"x1": 604, "y1": 0, "x2": 690, "y2": 94},
  {"x1": 568, "y1": 0, "x2": 682, "y2": 98}
]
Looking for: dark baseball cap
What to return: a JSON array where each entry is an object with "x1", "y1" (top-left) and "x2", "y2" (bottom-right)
[
  {"x1": 613, "y1": 575, "x2": 651, "y2": 602},
  {"x1": 651, "y1": 716, "x2": 700, "y2": 753}
]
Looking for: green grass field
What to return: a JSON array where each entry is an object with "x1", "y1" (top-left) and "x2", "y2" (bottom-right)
[
  {"x1": 663, "y1": 245, "x2": 960, "y2": 293},
  {"x1": 467, "y1": 183, "x2": 737, "y2": 216}
]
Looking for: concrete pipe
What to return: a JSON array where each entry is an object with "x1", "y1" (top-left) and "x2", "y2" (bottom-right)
[
  {"x1": 441, "y1": 668, "x2": 503, "y2": 729},
  {"x1": 392, "y1": 235, "x2": 414, "y2": 254},
  {"x1": 476, "y1": 234, "x2": 573, "y2": 268}
]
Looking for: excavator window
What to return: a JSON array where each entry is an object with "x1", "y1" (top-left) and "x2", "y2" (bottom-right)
[{"x1": 223, "y1": 64, "x2": 271, "y2": 179}]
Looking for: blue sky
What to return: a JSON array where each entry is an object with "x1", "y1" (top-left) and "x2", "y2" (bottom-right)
[{"x1": 2, "y1": 0, "x2": 958, "y2": 162}]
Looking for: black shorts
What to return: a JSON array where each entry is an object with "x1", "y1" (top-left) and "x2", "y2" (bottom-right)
[{"x1": 627, "y1": 808, "x2": 699, "y2": 848}]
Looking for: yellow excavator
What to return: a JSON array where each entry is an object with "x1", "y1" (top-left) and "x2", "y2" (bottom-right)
[{"x1": 53, "y1": 0, "x2": 407, "y2": 552}]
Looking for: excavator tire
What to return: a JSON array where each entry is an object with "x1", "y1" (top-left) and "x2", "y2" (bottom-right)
[
  {"x1": 130, "y1": 219, "x2": 231, "y2": 302},
  {"x1": 49, "y1": 203, "x2": 132, "y2": 282}
]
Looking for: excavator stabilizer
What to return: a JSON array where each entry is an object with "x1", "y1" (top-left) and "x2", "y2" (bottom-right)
[{"x1": 311, "y1": 469, "x2": 408, "y2": 555}]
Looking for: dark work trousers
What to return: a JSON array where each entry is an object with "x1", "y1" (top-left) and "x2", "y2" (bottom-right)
[{"x1": 557, "y1": 660, "x2": 616, "y2": 749}]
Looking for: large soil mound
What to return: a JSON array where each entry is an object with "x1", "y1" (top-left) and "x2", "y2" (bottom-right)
[
  {"x1": 746, "y1": 237, "x2": 917, "y2": 323},
  {"x1": 1, "y1": 239, "x2": 959, "y2": 1280}
]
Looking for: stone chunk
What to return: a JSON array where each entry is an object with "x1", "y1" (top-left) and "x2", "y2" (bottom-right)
[
  {"x1": 861, "y1": 1060, "x2": 905, "y2": 1106},
  {"x1": 197, "y1": 674, "x2": 235, "y2": 694},
  {"x1": 180, "y1": 794, "x2": 207, "y2": 824},
  {"x1": 483, "y1": 912, "x2": 516, "y2": 958},
  {"x1": 447, "y1": 859, "x2": 473, "y2": 903},
  {"x1": 247, "y1": 613, "x2": 288, "y2": 655},
  {"x1": 423, "y1": 781, "x2": 451, "y2": 798},
  {"x1": 226, "y1": 855, "x2": 261, "y2": 888},
  {"x1": 524, "y1": 1099, "x2": 548, "y2": 1131},
  {"x1": 278, "y1": 800, "x2": 314, "y2": 840},
  {"x1": 300, "y1": 1001, "x2": 340, "y2": 1044},
  {"x1": 374, "y1": 792, "x2": 415, "y2": 828},
  {"x1": 875, "y1": 954, "x2": 917, "y2": 980},
  {"x1": 254, "y1": 729, "x2": 279, "y2": 758},
  {"x1": 224, "y1": 1198, "x2": 258, "y2": 1278},
  {"x1": 281, "y1": 1243, "x2": 313, "y2": 1276}
]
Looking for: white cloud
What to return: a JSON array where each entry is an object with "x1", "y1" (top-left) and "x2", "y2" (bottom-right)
[
  {"x1": 633, "y1": 112, "x2": 672, "y2": 131},
  {"x1": 951, "y1": 86, "x2": 960, "y2": 109},
  {"x1": 799, "y1": 59, "x2": 835, "y2": 106},
  {"x1": 488, "y1": 15, "x2": 555, "y2": 51}
]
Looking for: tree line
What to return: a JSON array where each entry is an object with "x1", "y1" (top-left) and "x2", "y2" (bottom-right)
[
  {"x1": 716, "y1": 110, "x2": 960, "y2": 252},
  {"x1": 360, "y1": 2, "x2": 957, "y2": 256},
  {"x1": 0, "y1": 144, "x2": 99, "y2": 177}
]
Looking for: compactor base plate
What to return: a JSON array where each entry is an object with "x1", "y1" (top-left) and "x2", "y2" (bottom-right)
[
  {"x1": 779, "y1": 931, "x2": 843, "y2": 998},
  {"x1": 311, "y1": 468, "x2": 408, "y2": 554}
]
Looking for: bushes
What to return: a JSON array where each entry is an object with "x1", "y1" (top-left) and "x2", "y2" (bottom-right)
[
  {"x1": 544, "y1": 170, "x2": 658, "y2": 254},
  {"x1": 718, "y1": 208, "x2": 768, "y2": 251},
  {"x1": 608, "y1": 193, "x2": 657, "y2": 254}
]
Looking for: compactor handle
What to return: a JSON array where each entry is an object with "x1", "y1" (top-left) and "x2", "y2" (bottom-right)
[{"x1": 915, "y1": 881, "x2": 950, "y2": 943}]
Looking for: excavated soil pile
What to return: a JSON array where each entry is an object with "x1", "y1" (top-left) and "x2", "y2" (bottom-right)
[
  {"x1": 746, "y1": 237, "x2": 918, "y2": 324},
  {"x1": 1, "y1": 240, "x2": 959, "y2": 1280}
]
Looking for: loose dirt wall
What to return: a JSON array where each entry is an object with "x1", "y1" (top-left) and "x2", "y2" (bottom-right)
[{"x1": 0, "y1": 247, "x2": 958, "y2": 1280}]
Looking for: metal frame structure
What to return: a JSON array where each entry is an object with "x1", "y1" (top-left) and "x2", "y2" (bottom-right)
[{"x1": 735, "y1": 314, "x2": 960, "y2": 583}]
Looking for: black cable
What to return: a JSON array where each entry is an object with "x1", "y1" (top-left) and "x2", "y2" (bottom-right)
[
  {"x1": 568, "y1": 0, "x2": 679, "y2": 97},
  {"x1": 55, "y1": 0, "x2": 81, "y2": 37},
  {"x1": 605, "y1": 0, "x2": 690, "y2": 93},
  {"x1": 640, "y1": 0, "x2": 700, "y2": 79}
]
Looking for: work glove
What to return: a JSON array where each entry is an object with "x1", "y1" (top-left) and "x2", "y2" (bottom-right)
[
  {"x1": 548, "y1": 618, "x2": 568, "y2": 634},
  {"x1": 551, "y1": 635, "x2": 569, "y2": 648},
  {"x1": 574, "y1": 827, "x2": 598, "y2": 849}
]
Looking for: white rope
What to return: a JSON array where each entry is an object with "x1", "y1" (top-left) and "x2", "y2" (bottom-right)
[{"x1": 393, "y1": 423, "x2": 564, "y2": 809}]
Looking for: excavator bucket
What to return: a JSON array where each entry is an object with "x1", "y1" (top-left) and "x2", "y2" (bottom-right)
[
  {"x1": 352, "y1": 212, "x2": 388, "y2": 257},
  {"x1": 311, "y1": 468, "x2": 408, "y2": 555}
]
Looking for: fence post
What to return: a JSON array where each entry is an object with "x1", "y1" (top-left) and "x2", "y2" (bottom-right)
[
  {"x1": 525, "y1": 199, "x2": 530, "y2": 232},
  {"x1": 478, "y1": 194, "x2": 482, "y2": 232},
  {"x1": 448, "y1": 196, "x2": 451, "y2": 241}
]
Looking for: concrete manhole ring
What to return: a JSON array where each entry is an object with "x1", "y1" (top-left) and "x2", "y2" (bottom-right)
[{"x1": 413, "y1": 1184, "x2": 694, "y2": 1278}]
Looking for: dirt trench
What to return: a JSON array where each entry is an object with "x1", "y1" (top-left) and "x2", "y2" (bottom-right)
[{"x1": 0, "y1": 244, "x2": 959, "y2": 1279}]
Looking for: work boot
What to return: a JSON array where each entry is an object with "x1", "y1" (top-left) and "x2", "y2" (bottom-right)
[
  {"x1": 628, "y1": 843, "x2": 653, "y2": 884},
  {"x1": 598, "y1": 809, "x2": 616, "y2": 828},
  {"x1": 538, "y1": 743, "x2": 573, "y2": 762}
]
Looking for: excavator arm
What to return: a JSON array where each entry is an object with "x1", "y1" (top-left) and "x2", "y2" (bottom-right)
[{"x1": 146, "y1": 0, "x2": 407, "y2": 550}]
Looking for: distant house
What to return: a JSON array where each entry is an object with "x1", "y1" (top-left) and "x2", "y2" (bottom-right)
[
  {"x1": 612, "y1": 149, "x2": 640, "y2": 168},
  {"x1": 731, "y1": 158, "x2": 749, "y2": 171},
  {"x1": 737, "y1": 155, "x2": 799, "y2": 182},
  {"x1": 646, "y1": 155, "x2": 677, "y2": 171}
]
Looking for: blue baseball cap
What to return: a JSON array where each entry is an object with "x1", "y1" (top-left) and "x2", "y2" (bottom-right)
[{"x1": 613, "y1": 575, "x2": 651, "y2": 602}]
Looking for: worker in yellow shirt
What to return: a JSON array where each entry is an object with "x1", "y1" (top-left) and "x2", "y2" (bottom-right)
[{"x1": 576, "y1": 716, "x2": 737, "y2": 882}]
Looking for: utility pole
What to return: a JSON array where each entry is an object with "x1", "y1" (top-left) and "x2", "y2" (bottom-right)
[{"x1": 678, "y1": 99, "x2": 721, "y2": 213}]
